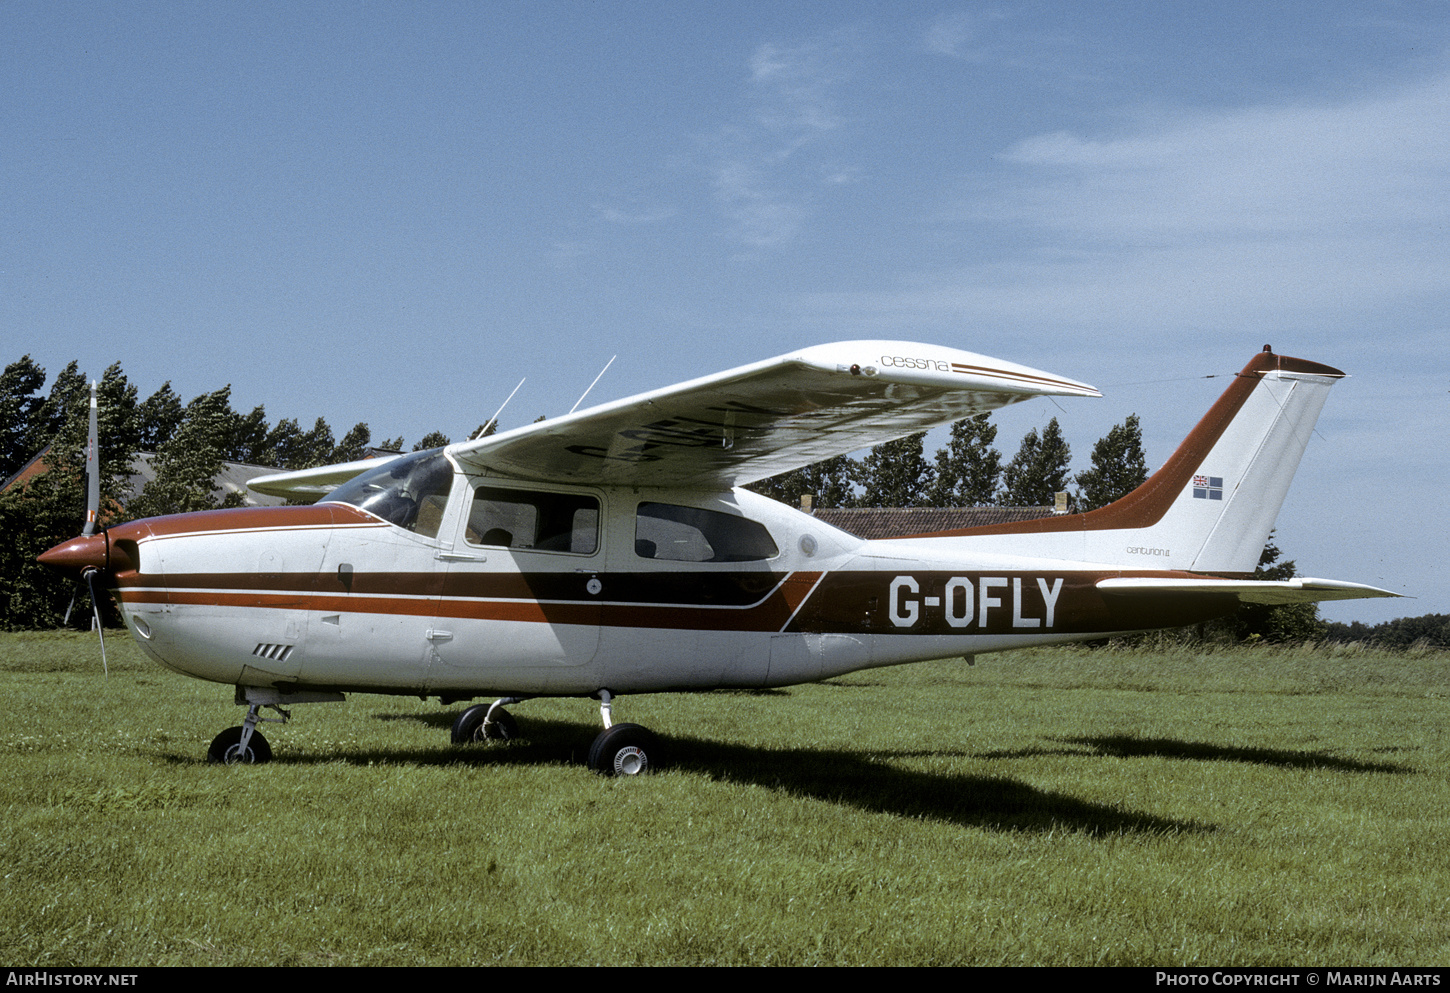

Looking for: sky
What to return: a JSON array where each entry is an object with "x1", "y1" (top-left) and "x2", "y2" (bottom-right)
[{"x1": 3, "y1": 1, "x2": 1446, "y2": 624}]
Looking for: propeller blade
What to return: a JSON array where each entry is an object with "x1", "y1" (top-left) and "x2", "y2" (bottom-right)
[
  {"x1": 84, "y1": 568, "x2": 108, "y2": 679},
  {"x1": 82, "y1": 381, "x2": 100, "y2": 536}
]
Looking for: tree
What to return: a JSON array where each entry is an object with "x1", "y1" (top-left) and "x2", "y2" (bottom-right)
[
  {"x1": 0, "y1": 360, "x2": 136, "y2": 630},
  {"x1": 330, "y1": 422, "x2": 373, "y2": 463},
  {"x1": 225, "y1": 405, "x2": 271, "y2": 464},
  {"x1": 749, "y1": 454, "x2": 859, "y2": 510},
  {"x1": 128, "y1": 387, "x2": 243, "y2": 519},
  {"x1": 1237, "y1": 535, "x2": 1325, "y2": 642},
  {"x1": 136, "y1": 382, "x2": 185, "y2": 452},
  {"x1": 1000, "y1": 418, "x2": 1072, "y2": 507},
  {"x1": 1076, "y1": 414, "x2": 1148, "y2": 511},
  {"x1": 927, "y1": 413, "x2": 1002, "y2": 507},
  {"x1": 413, "y1": 431, "x2": 451, "y2": 451},
  {"x1": 854, "y1": 433, "x2": 935, "y2": 508},
  {"x1": 1195, "y1": 534, "x2": 1326, "y2": 644},
  {"x1": 0, "y1": 355, "x2": 49, "y2": 480}
]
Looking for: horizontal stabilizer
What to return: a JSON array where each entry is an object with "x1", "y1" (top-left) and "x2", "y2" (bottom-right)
[{"x1": 1097, "y1": 576, "x2": 1402, "y2": 605}]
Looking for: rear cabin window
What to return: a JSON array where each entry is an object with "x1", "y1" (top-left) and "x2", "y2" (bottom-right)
[
  {"x1": 466, "y1": 487, "x2": 599, "y2": 555},
  {"x1": 634, "y1": 503, "x2": 778, "y2": 563}
]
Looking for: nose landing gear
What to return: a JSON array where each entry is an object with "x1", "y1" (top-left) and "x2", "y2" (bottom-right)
[{"x1": 206, "y1": 687, "x2": 346, "y2": 765}]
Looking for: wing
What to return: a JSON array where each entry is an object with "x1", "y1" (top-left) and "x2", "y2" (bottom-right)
[
  {"x1": 449, "y1": 340, "x2": 1100, "y2": 487},
  {"x1": 247, "y1": 454, "x2": 404, "y2": 502},
  {"x1": 1096, "y1": 577, "x2": 1402, "y2": 604}
]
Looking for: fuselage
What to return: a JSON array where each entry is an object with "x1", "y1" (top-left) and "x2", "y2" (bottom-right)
[{"x1": 49, "y1": 460, "x2": 1236, "y2": 700}]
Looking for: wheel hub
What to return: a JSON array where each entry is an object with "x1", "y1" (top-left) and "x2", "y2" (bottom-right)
[{"x1": 613, "y1": 746, "x2": 648, "y2": 775}]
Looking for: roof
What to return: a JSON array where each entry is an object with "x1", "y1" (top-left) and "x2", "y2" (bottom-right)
[
  {"x1": 813, "y1": 506, "x2": 1056, "y2": 540},
  {"x1": 2, "y1": 446, "x2": 290, "y2": 508}
]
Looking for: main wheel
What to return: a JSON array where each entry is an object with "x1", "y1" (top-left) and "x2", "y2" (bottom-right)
[
  {"x1": 587, "y1": 723, "x2": 660, "y2": 776},
  {"x1": 207, "y1": 726, "x2": 273, "y2": 765},
  {"x1": 451, "y1": 704, "x2": 518, "y2": 744}
]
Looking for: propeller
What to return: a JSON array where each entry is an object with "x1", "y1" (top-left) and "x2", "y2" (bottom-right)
[{"x1": 41, "y1": 381, "x2": 109, "y2": 676}]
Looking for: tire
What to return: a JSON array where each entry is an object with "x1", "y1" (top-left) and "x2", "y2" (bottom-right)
[
  {"x1": 587, "y1": 723, "x2": 659, "y2": 776},
  {"x1": 207, "y1": 726, "x2": 272, "y2": 765},
  {"x1": 451, "y1": 704, "x2": 518, "y2": 744}
]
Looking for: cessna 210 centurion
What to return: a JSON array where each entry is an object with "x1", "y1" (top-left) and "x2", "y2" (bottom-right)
[{"x1": 39, "y1": 341, "x2": 1397, "y2": 774}]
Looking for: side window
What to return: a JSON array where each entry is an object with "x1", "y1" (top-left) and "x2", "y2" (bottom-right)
[
  {"x1": 635, "y1": 503, "x2": 778, "y2": 563},
  {"x1": 467, "y1": 487, "x2": 599, "y2": 555}
]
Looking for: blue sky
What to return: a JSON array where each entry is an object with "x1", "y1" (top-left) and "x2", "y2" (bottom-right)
[{"x1": 4, "y1": 1, "x2": 1446, "y2": 623}]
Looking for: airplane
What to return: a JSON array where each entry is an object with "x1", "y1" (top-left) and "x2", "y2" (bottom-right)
[{"x1": 38, "y1": 341, "x2": 1399, "y2": 774}]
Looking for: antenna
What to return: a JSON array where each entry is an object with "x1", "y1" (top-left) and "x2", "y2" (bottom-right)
[
  {"x1": 479, "y1": 378, "x2": 525, "y2": 437},
  {"x1": 570, "y1": 355, "x2": 616, "y2": 414}
]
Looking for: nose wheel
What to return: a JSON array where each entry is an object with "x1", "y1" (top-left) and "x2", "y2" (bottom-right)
[
  {"x1": 206, "y1": 687, "x2": 344, "y2": 765},
  {"x1": 207, "y1": 725, "x2": 272, "y2": 765}
]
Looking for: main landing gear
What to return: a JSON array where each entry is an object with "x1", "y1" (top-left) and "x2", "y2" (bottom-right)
[
  {"x1": 586, "y1": 690, "x2": 660, "y2": 777},
  {"x1": 207, "y1": 687, "x2": 345, "y2": 765},
  {"x1": 451, "y1": 698, "x2": 521, "y2": 743},
  {"x1": 449, "y1": 689, "x2": 663, "y2": 776}
]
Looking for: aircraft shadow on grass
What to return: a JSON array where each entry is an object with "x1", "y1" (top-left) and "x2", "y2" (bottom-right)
[
  {"x1": 980, "y1": 735, "x2": 1410, "y2": 775},
  {"x1": 187, "y1": 711, "x2": 1208, "y2": 837}
]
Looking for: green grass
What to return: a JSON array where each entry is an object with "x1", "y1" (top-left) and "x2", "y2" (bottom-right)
[{"x1": 1, "y1": 631, "x2": 1446, "y2": 965}]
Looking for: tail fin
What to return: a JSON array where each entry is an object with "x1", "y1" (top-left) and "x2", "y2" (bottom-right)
[
  {"x1": 1116, "y1": 348, "x2": 1344, "y2": 572},
  {"x1": 929, "y1": 348, "x2": 1346, "y2": 575}
]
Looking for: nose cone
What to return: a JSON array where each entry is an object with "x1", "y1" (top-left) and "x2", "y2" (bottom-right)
[{"x1": 37, "y1": 533, "x2": 109, "y2": 576}]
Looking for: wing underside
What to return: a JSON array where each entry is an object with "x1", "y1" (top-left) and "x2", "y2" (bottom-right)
[
  {"x1": 449, "y1": 341, "x2": 1099, "y2": 487},
  {"x1": 246, "y1": 341, "x2": 1098, "y2": 500}
]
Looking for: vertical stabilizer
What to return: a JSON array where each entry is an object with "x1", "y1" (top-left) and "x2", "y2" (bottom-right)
[{"x1": 911, "y1": 349, "x2": 1345, "y2": 576}]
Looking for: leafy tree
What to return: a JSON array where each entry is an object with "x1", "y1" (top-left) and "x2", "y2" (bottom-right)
[
  {"x1": 0, "y1": 360, "x2": 136, "y2": 630},
  {"x1": 749, "y1": 454, "x2": 859, "y2": 510},
  {"x1": 927, "y1": 413, "x2": 1002, "y2": 507},
  {"x1": 1235, "y1": 536, "x2": 1326, "y2": 643},
  {"x1": 1192, "y1": 534, "x2": 1325, "y2": 644},
  {"x1": 136, "y1": 382, "x2": 185, "y2": 452},
  {"x1": 854, "y1": 433, "x2": 935, "y2": 508},
  {"x1": 0, "y1": 468, "x2": 88, "y2": 629},
  {"x1": 331, "y1": 423, "x2": 373, "y2": 463},
  {"x1": 128, "y1": 387, "x2": 244, "y2": 519},
  {"x1": 0, "y1": 355, "x2": 49, "y2": 480},
  {"x1": 1000, "y1": 418, "x2": 1072, "y2": 507},
  {"x1": 225, "y1": 405, "x2": 271, "y2": 464},
  {"x1": 413, "y1": 431, "x2": 451, "y2": 451},
  {"x1": 257, "y1": 417, "x2": 334, "y2": 470},
  {"x1": 1325, "y1": 613, "x2": 1450, "y2": 649},
  {"x1": 1076, "y1": 414, "x2": 1148, "y2": 511}
]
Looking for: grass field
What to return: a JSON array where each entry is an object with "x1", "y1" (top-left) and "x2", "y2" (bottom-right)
[{"x1": 2, "y1": 631, "x2": 1446, "y2": 966}]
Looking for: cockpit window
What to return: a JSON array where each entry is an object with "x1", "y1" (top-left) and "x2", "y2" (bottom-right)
[
  {"x1": 635, "y1": 503, "x2": 778, "y2": 563},
  {"x1": 323, "y1": 448, "x2": 454, "y2": 539}
]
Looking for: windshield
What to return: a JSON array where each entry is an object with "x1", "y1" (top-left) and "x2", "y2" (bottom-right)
[{"x1": 323, "y1": 448, "x2": 454, "y2": 538}]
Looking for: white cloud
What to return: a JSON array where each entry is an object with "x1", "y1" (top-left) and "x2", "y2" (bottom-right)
[
  {"x1": 809, "y1": 69, "x2": 1450, "y2": 338},
  {"x1": 923, "y1": 12, "x2": 979, "y2": 59},
  {"x1": 698, "y1": 31, "x2": 862, "y2": 249}
]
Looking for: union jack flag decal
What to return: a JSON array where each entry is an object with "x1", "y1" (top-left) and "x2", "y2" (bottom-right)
[{"x1": 1193, "y1": 475, "x2": 1224, "y2": 500}]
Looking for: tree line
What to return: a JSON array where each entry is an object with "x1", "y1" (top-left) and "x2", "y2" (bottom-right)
[
  {"x1": 1, "y1": 354, "x2": 471, "y2": 630},
  {"x1": 749, "y1": 413, "x2": 1151, "y2": 513}
]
